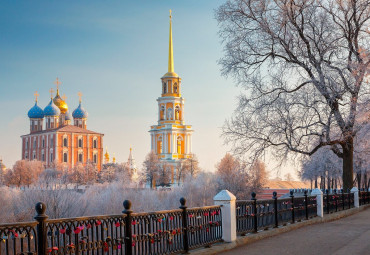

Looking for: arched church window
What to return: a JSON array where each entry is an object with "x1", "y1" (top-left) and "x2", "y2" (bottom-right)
[
  {"x1": 177, "y1": 136, "x2": 182, "y2": 154},
  {"x1": 63, "y1": 152, "x2": 68, "y2": 163},
  {"x1": 160, "y1": 106, "x2": 165, "y2": 120},
  {"x1": 163, "y1": 83, "x2": 167, "y2": 94},
  {"x1": 167, "y1": 108, "x2": 173, "y2": 120},
  {"x1": 78, "y1": 138, "x2": 83, "y2": 148},
  {"x1": 93, "y1": 139, "x2": 97, "y2": 148},
  {"x1": 158, "y1": 136, "x2": 163, "y2": 154},
  {"x1": 175, "y1": 106, "x2": 180, "y2": 120},
  {"x1": 174, "y1": 83, "x2": 178, "y2": 93},
  {"x1": 63, "y1": 137, "x2": 68, "y2": 147},
  {"x1": 78, "y1": 153, "x2": 83, "y2": 162},
  {"x1": 93, "y1": 154, "x2": 97, "y2": 163}
]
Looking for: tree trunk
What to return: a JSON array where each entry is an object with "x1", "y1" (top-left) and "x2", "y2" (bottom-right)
[
  {"x1": 356, "y1": 172, "x2": 361, "y2": 190},
  {"x1": 342, "y1": 138, "x2": 354, "y2": 191}
]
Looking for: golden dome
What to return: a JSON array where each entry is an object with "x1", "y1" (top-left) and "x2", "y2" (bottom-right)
[{"x1": 53, "y1": 90, "x2": 68, "y2": 114}]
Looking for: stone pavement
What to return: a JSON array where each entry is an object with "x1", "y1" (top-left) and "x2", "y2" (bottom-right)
[{"x1": 220, "y1": 208, "x2": 370, "y2": 255}]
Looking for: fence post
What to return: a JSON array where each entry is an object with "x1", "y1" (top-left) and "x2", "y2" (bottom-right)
[
  {"x1": 273, "y1": 191, "x2": 278, "y2": 228},
  {"x1": 347, "y1": 189, "x2": 351, "y2": 209},
  {"x1": 351, "y1": 187, "x2": 359, "y2": 208},
  {"x1": 341, "y1": 189, "x2": 345, "y2": 210},
  {"x1": 34, "y1": 202, "x2": 49, "y2": 255},
  {"x1": 180, "y1": 197, "x2": 189, "y2": 253},
  {"x1": 122, "y1": 200, "x2": 133, "y2": 255},
  {"x1": 311, "y1": 188, "x2": 323, "y2": 217},
  {"x1": 304, "y1": 190, "x2": 309, "y2": 220},
  {"x1": 290, "y1": 191, "x2": 295, "y2": 224},
  {"x1": 334, "y1": 189, "x2": 338, "y2": 212},
  {"x1": 213, "y1": 190, "x2": 236, "y2": 243},
  {"x1": 325, "y1": 189, "x2": 330, "y2": 214},
  {"x1": 251, "y1": 192, "x2": 258, "y2": 233}
]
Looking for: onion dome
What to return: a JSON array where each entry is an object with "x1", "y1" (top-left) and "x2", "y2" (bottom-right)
[
  {"x1": 28, "y1": 101, "x2": 44, "y2": 119},
  {"x1": 72, "y1": 102, "x2": 88, "y2": 119},
  {"x1": 44, "y1": 99, "x2": 61, "y2": 116},
  {"x1": 65, "y1": 111, "x2": 72, "y2": 121},
  {"x1": 53, "y1": 90, "x2": 68, "y2": 114}
]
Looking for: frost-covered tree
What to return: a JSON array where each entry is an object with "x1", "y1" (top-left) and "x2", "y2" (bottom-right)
[
  {"x1": 143, "y1": 151, "x2": 161, "y2": 188},
  {"x1": 4, "y1": 160, "x2": 44, "y2": 187},
  {"x1": 299, "y1": 147, "x2": 342, "y2": 189},
  {"x1": 216, "y1": 153, "x2": 251, "y2": 198},
  {"x1": 217, "y1": 0, "x2": 370, "y2": 190},
  {"x1": 176, "y1": 155, "x2": 200, "y2": 184}
]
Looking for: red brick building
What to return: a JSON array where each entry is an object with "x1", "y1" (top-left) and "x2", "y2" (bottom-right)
[{"x1": 21, "y1": 82, "x2": 104, "y2": 171}]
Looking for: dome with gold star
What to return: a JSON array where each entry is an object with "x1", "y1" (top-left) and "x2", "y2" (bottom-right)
[{"x1": 53, "y1": 90, "x2": 68, "y2": 114}]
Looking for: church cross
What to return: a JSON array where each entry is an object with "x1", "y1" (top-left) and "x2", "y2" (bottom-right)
[
  {"x1": 34, "y1": 91, "x2": 39, "y2": 102},
  {"x1": 54, "y1": 77, "x2": 61, "y2": 90},
  {"x1": 49, "y1": 88, "x2": 54, "y2": 99},
  {"x1": 78, "y1": 91, "x2": 82, "y2": 103}
]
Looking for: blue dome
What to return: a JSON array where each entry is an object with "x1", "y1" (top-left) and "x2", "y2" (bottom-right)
[
  {"x1": 65, "y1": 111, "x2": 72, "y2": 121},
  {"x1": 72, "y1": 103, "x2": 88, "y2": 119},
  {"x1": 28, "y1": 102, "x2": 44, "y2": 119},
  {"x1": 44, "y1": 99, "x2": 60, "y2": 116}
]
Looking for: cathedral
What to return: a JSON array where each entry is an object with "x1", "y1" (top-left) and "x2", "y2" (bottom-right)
[
  {"x1": 21, "y1": 80, "x2": 104, "y2": 171},
  {"x1": 149, "y1": 11, "x2": 194, "y2": 185}
]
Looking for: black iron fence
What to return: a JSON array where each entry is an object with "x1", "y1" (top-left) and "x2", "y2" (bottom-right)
[
  {"x1": 236, "y1": 190, "x2": 317, "y2": 235},
  {"x1": 323, "y1": 189, "x2": 354, "y2": 214},
  {"x1": 359, "y1": 190, "x2": 370, "y2": 205},
  {"x1": 1, "y1": 189, "x2": 369, "y2": 255},
  {"x1": 0, "y1": 198, "x2": 222, "y2": 255},
  {"x1": 0, "y1": 221, "x2": 38, "y2": 255}
]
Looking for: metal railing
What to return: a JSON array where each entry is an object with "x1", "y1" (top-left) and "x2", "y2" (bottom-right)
[
  {"x1": 0, "y1": 221, "x2": 38, "y2": 255},
  {"x1": 236, "y1": 190, "x2": 317, "y2": 235},
  {"x1": 359, "y1": 190, "x2": 370, "y2": 206},
  {"x1": 0, "y1": 198, "x2": 222, "y2": 255},
  {"x1": 323, "y1": 189, "x2": 354, "y2": 214}
]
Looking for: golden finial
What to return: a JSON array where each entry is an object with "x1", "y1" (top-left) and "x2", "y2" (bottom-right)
[
  {"x1": 34, "y1": 91, "x2": 39, "y2": 102},
  {"x1": 54, "y1": 77, "x2": 61, "y2": 95},
  {"x1": 62, "y1": 94, "x2": 67, "y2": 101},
  {"x1": 168, "y1": 9, "x2": 174, "y2": 73},
  {"x1": 49, "y1": 88, "x2": 54, "y2": 99},
  {"x1": 78, "y1": 91, "x2": 82, "y2": 103}
]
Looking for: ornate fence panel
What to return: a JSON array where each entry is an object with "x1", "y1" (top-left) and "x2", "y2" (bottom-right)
[
  {"x1": 186, "y1": 206, "x2": 222, "y2": 250},
  {"x1": 323, "y1": 191, "x2": 354, "y2": 214},
  {"x1": 0, "y1": 222, "x2": 38, "y2": 255},
  {"x1": 236, "y1": 192, "x2": 318, "y2": 235},
  {"x1": 235, "y1": 201, "x2": 254, "y2": 235},
  {"x1": 45, "y1": 215, "x2": 126, "y2": 255},
  {"x1": 293, "y1": 196, "x2": 306, "y2": 222},
  {"x1": 307, "y1": 196, "x2": 317, "y2": 218},
  {"x1": 130, "y1": 210, "x2": 183, "y2": 255},
  {"x1": 256, "y1": 199, "x2": 275, "y2": 230},
  {"x1": 277, "y1": 198, "x2": 293, "y2": 225},
  {"x1": 359, "y1": 190, "x2": 370, "y2": 205}
]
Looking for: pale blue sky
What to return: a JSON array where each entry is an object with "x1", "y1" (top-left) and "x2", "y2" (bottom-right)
[{"x1": 0, "y1": 1, "x2": 296, "y2": 177}]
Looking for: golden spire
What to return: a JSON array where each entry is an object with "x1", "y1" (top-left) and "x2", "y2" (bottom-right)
[
  {"x1": 49, "y1": 88, "x2": 54, "y2": 99},
  {"x1": 34, "y1": 91, "x2": 39, "y2": 102},
  {"x1": 168, "y1": 9, "x2": 174, "y2": 73},
  {"x1": 78, "y1": 91, "x2": 82, "y2": 104},
  {"x1": 54, "y1": 77, "x2": 61, "y2": 95}
]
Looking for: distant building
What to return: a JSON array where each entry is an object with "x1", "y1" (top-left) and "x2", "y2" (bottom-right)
[
  {"x1": 127, "y1": 147, "x2": 138, "y2": 180},
  {"x1": 149, "y1": 11, "x2": 194, "y2": 186},
  {"x1": 0, "y1": 158, "x2": 6, "y2": 172},
  {"x1": 21, "y1": 80, "x2": 104, "y2": 170}
]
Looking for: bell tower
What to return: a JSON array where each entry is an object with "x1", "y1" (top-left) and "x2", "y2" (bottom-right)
[{"x1": 149, "y1": 10, "x2": 194, "y2": 185}]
